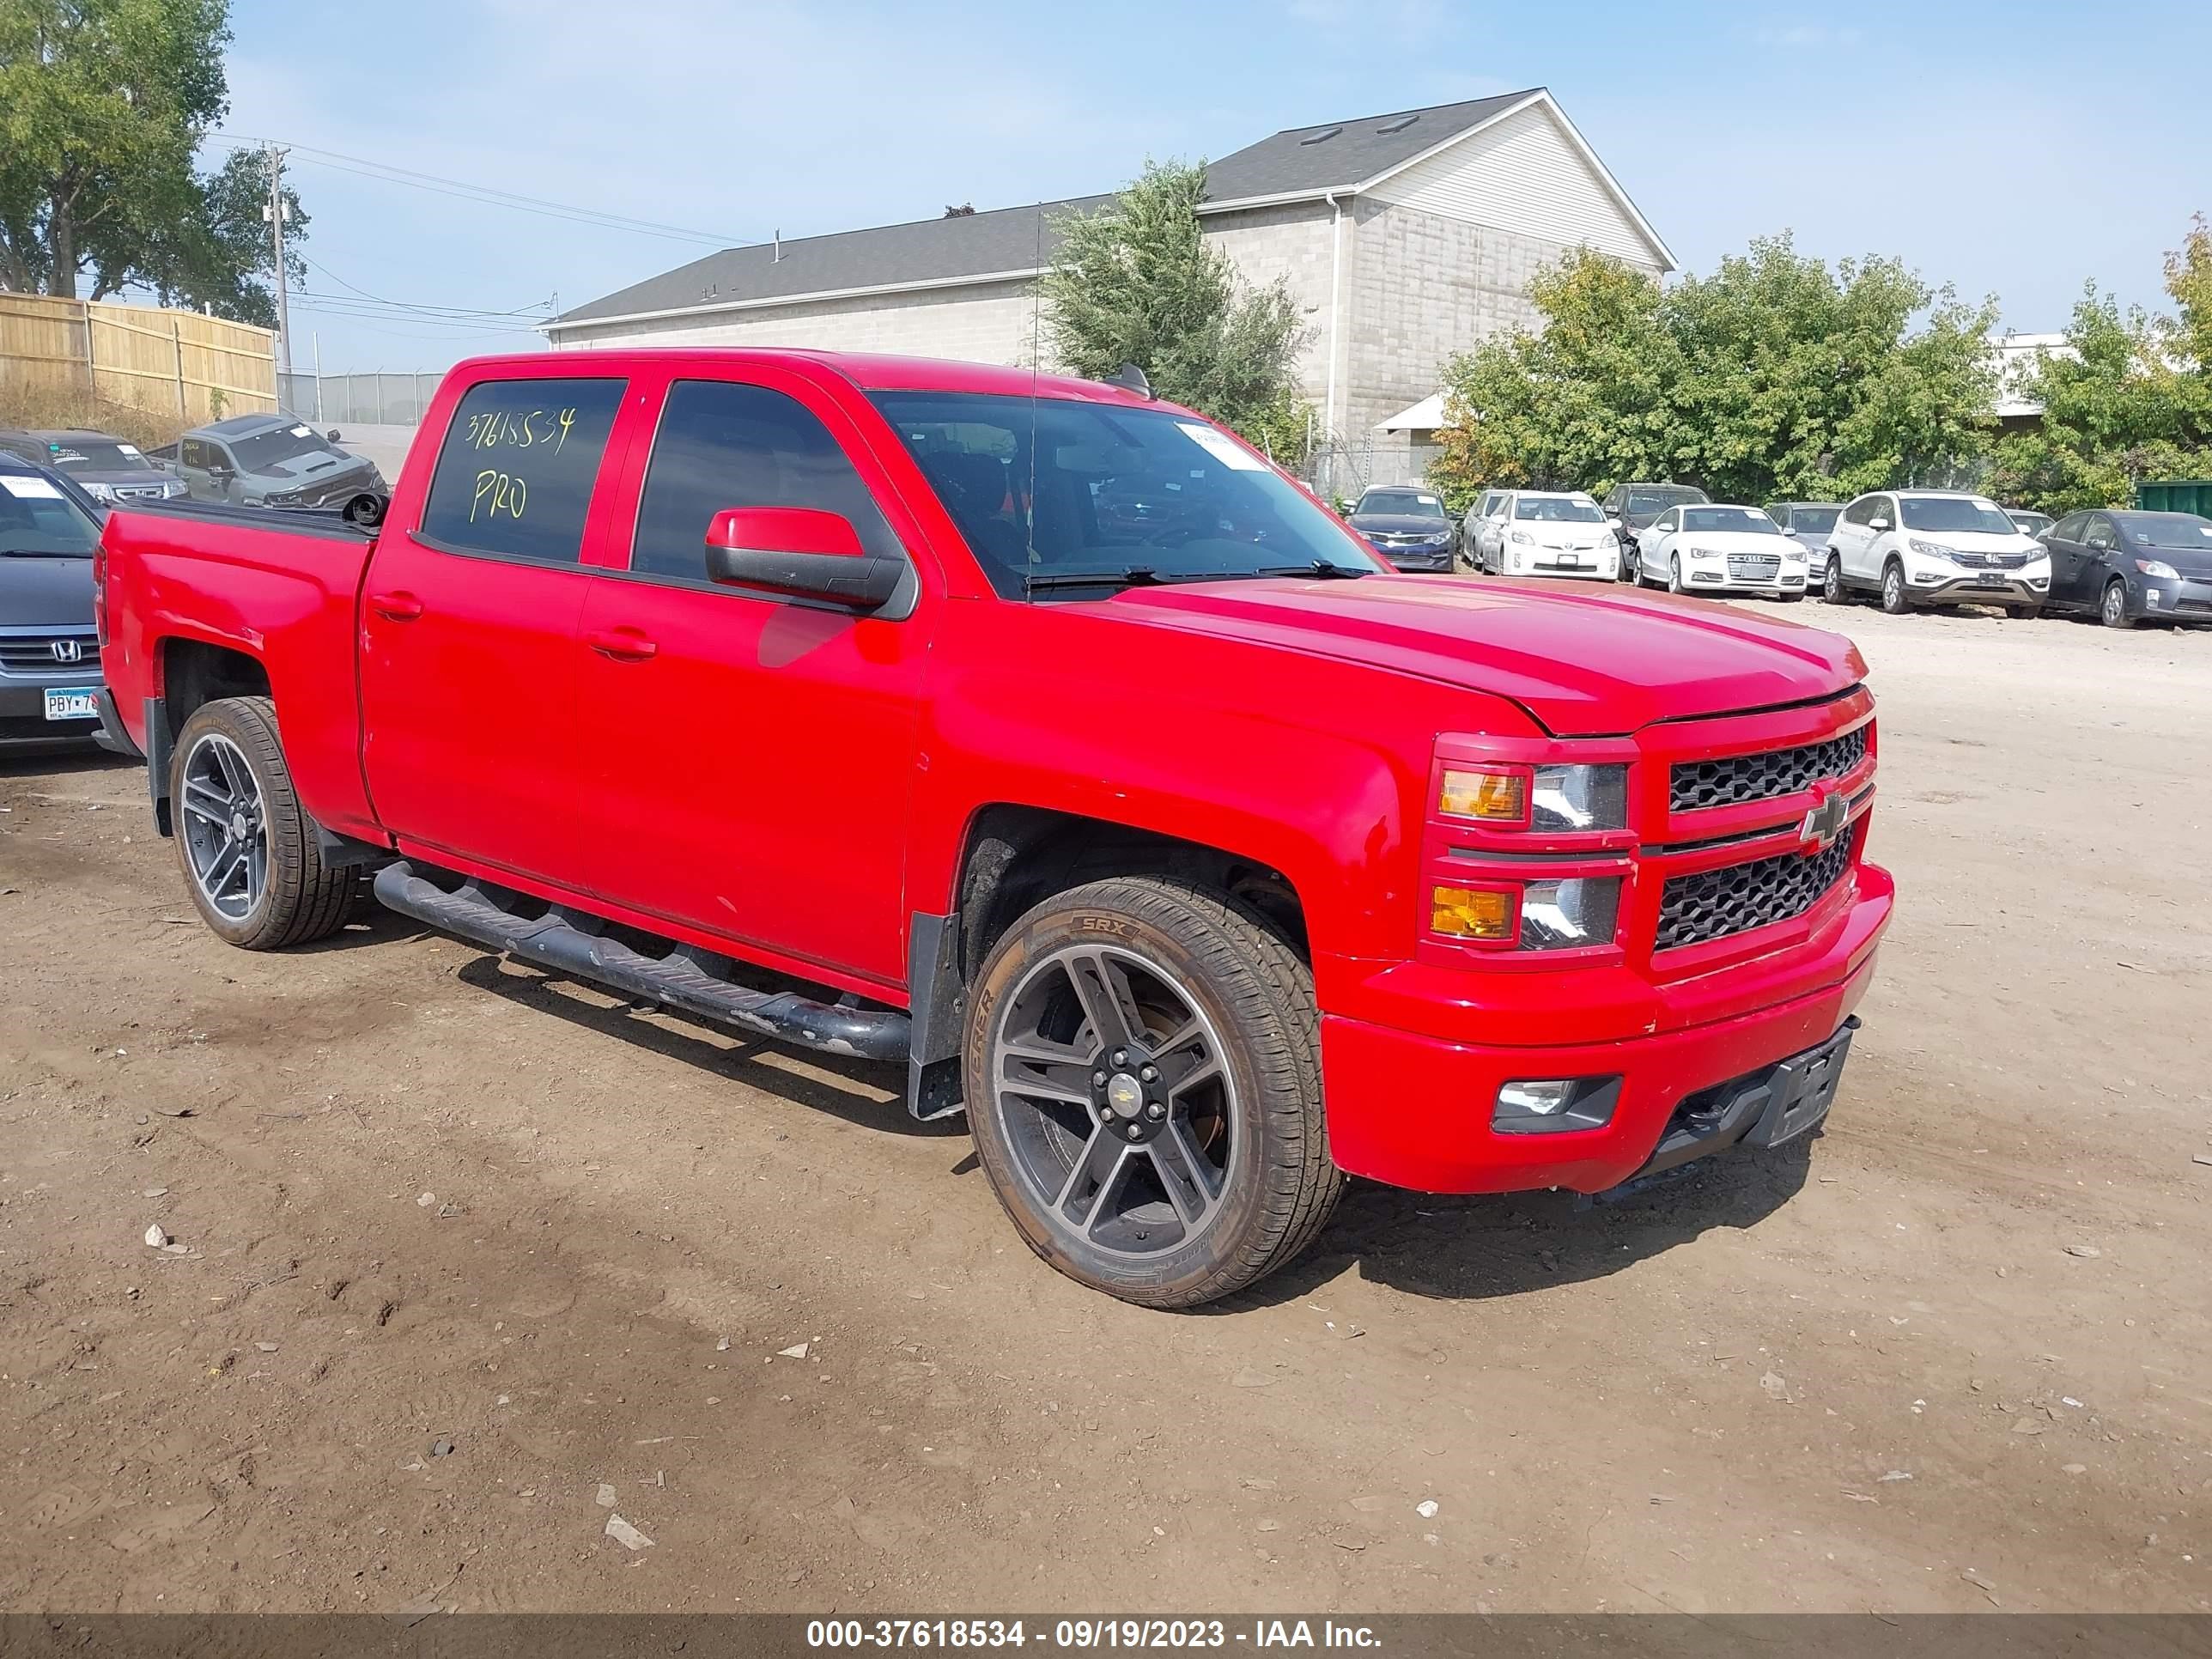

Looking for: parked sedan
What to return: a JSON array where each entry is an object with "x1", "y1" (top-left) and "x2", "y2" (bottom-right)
[
  {"x1": 1462, "y1": 488, "x2": 1510, "y2": 571},
  {"x1": 1480, "y1": 490, "x2": 1620, "y2": 580},
  {"x1": 2006, "y1": 508, "x2": 2054, "y2": 539},
  {"x1": 1632, "y1": 504, "x2": 1808, "y2": 599},
  {"x1": 2039, "y1": 508, "x2": 2212, "y2": 628},
  {"x1": 33, "y1": 428, "x2": 189, "y2": 505},
  {"x1": 1344, "y1": 486, "x2": 1458, "y2": 571},
  {"x1": 1764, "y1": 501, "x2": 1843, "y2": 580},
  {"x1": 0, "y1": 454, "x2": 106, "y2": 755}
]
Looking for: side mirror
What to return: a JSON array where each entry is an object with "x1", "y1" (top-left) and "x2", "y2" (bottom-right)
[
  {"x1": 1869, "y1": 515, "x2": 1892, "y2": 532},
  {"x1": 703, "y1": 507, "x2": 901, "y2": 611},
  {"x1": 326, "y1": 429, "x2": 343, "y2": 442},
  {"x1": 208, "y1": 465, "x2": 234, "y2": 483}
]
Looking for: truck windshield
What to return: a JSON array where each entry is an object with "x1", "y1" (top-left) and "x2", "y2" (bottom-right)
[
  {"x1": 0, "y1": 472, "x2": 101, "y2": 556},
  {"x1": 870, "y1": 392, "x2": 1376, "y2": 597},
  {"x1": 228, "y1": 422, "x2": 340, "y2": 473}
]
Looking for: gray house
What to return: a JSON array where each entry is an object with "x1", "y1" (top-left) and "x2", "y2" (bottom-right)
[{"x1": 545, "y1": 88, "x2": 1674, "y2": 490}]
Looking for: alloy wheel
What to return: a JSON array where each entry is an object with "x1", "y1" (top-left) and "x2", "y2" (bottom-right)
[
  {"x1": 177, "y1": 732, "x2": 268, "y2": 921},
  {"x1": 988, "y1": 943, "x2": 1237, "y2": 1259}
]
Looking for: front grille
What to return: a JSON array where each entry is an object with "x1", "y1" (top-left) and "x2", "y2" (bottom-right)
[
  {"x1": 1949, "y1": 550, "x2": 2029, "y2": 569},
  {"x1": 1671, "y1": 726, "x2": 1868, "y2": 812},
  {"x1": 1727, "y1": 552, "x2": 1781, "y2": 581},
  {"x1": 0, "y1": 635, "x2": 100, "y2": 674},
  {"x1": 1656, "y1": 837, "x2": 1853, "y2": 951}
]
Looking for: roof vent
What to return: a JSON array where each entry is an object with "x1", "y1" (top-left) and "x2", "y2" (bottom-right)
[
  {"x1": 1376, "y1": 114, "x2": 1419, "y2": 135},
  {"x1": 1297, "y1": 125, "x2": 1343, "y2": 146}
]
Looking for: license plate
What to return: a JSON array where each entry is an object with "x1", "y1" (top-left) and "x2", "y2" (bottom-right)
[
  {"x1": 1971, "y1": 575, "x2": 2007, "y2": 589},
  {"x1": 1540, "y1": 558, "x2": 1584, "y2": 569},
  {"x1": 1745, "y1": 1025, "x2": 1856, "y2": 1150},
  {"x1": 44, "y1": 687, "x2": 99, "y2": 721}
]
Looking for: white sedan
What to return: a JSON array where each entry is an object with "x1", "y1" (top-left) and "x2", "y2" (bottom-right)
[
  {"x1": 1631, "y1": 503, "x2": 1808, "y2": 599},
  {"x1": 1479, "y1": 490, "x2": 1621, "y2": 580}
]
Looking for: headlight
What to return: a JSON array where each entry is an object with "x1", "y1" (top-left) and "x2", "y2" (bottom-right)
[
  {"x1": 83, "y1": 480, "x2": 115, "y2": 501},
  {"x1": 2136, "y1": 558, "x2": 2179, "y2": 580},
  {"x1": 1440, "y1": 763, "x2": 1627, "y2": 831},
  {"x1": 1509, "y1": 528, "x2": 1532, "y2": 544},
  {"x1": 265, "y1": 490, "x2": 301, "y2": 507},
  {"x1": 1516, "y1": 877, "x2": 1621, "y2": 951},
  {"x1": 1908, "y1": 538, "x2": 1960, "y2": 561},
  {"x1": 1686, "y1": 545, "x2": 1722, "y2": 561}
]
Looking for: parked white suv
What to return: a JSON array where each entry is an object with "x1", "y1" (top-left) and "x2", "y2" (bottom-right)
[
  {"x1": 1476, "y1": 490, "x2": 1620, "y2": 580},
  {"x1": 1825, "y1": 489, "x2": 2051, "y2": 616},
  {"x1": 1630, "y1": 503, "x2": 1808, "y2": 599}
]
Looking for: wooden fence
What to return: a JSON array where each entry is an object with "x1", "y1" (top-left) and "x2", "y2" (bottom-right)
[{"x1": 0, "y1": 292, "x2": 277, "y2": 422}]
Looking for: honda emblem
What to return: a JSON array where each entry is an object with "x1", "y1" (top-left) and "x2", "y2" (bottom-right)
[{"x1": 51, "y1": 639, "x2": 84, "y2": 665}]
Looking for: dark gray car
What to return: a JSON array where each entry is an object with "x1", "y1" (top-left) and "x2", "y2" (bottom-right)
[
  {"x1": 1764, "y1": 501, "x2": 1844, "y2": 580},
  {"x1": 0, "y1": 454, "x2": 106, "y2": 755},
  {"x1": 2039, "y1": 508, "x2": 2212, "y2": 628},
  {"x1": 1345, "y1": 486, "x2": 1458, "y2": 571},
  {"x1": 33, "y1": 428, "x2": 189, "y2": 506},
  {"x1": 175, "y1": 413, "x2": 384, "y2": 508}
]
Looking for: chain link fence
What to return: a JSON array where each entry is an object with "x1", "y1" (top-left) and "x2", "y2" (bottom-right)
[{"x1": 279, "y1": 371, "x2": 442, "y2": 426}]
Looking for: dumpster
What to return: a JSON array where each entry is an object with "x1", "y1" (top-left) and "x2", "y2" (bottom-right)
[{"x1": 2134, "y1": 480, "x2": 2212, "y2": 517}]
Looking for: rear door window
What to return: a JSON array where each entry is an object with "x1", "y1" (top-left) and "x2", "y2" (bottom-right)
[
  {"x1": 420, "y1": 378, "x2": 626, "y2": 565},
  {"x1": 630, "y1": 380, "x2": 903, "y2": 584}
]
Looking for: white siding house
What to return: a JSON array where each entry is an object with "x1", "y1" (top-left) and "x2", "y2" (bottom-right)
[{"x1": 547, "y1": 89, "x2": 1674, "y2": 491}]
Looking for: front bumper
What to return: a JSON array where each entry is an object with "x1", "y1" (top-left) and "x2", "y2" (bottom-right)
[
  {"x1": 1680, "y1": 563, "x2": 1810, "y2": 594},
  {"x1": 2142, "y1": 574, "x2": 2212, "y2": 621},
  {"x1": 0, "y1": 678, "x2": 104, "y2": 750},
  {"x1": 1381, "y1": 549, "x2": 1455, "y2": 572},
  {"x1": 1905, "y1": 567, "x2": 2047, "y2": 605},
  {"x1": 1318, "y1": 871, "x2": 1891, "y2": 1194}
]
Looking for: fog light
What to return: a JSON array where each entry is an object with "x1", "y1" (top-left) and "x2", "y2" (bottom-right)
[
  {"x1": 1493, "y1": 1076, "x2": 1621, "y2": 1134},
  {"x1": 1431, "y1": 884, "x2": 1516, "y2": 941}
]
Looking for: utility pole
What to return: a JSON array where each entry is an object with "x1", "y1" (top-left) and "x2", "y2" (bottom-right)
[{"x1": 263, "y1": 142, "x2": 293, "y2": 387}]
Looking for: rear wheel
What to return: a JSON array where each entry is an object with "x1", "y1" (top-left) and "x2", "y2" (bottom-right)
[
  {"x1": 1880, "y1": 561, "x2": 1909, "y2": 615},
  {"x1": 169, "y1": 696, "x2": 354, "y2": 951},
  {"x1": 2100, "y1": 579, "x2": 2136, "y2": 629},
  {"x1": 963, "y1": 876, "x2": 1342, "y2": 1310}
]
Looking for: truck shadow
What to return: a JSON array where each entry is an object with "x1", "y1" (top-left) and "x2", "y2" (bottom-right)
[
  {"x1": 450, "y1": 954, "x2": 966, "y2": 1141},
  {"x1": 1220, "y1": 1138, "x2": 1819, "y2": 1310}
]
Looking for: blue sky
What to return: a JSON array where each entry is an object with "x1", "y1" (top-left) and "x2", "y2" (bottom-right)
[{"x1": 217, "y1": 0, "x2": 2211, "y2": 373}]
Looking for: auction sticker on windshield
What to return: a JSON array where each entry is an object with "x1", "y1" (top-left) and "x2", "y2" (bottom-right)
[
  {"x1": 1176, "y1": 422, "x2": 1266, "y2": 471},
  {"x1": 2, "y1": 475, "x2": 64, "y2": 500},
  {"x1": 44, "y1": 688, "x2": 99, "y2": 721}
]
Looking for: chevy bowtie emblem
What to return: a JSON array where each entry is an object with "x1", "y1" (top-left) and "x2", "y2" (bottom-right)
[
  {"x1": 1800, "y1": 793, "x2": 1848, "y2": 850},
  {"x1": 52, "y1": 639, "x2": 84, "y2": 664}
]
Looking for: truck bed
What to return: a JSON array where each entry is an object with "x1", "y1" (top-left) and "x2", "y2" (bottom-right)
[{"x1": 100, "y1": 502, "x2": 386, "y2": 842}]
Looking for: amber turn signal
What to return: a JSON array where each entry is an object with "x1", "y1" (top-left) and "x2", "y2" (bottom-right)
[
  {"x1": 1431, "y1": 884, "x2": 1516, "y2": 941},
  {"x1": 1439, "y1": 768, "x2": 1528, "y2": 823}
]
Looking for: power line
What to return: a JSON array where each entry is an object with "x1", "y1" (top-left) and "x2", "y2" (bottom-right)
[{"x1": 210, "y1": 131, "x2": 756, "y2": 247}]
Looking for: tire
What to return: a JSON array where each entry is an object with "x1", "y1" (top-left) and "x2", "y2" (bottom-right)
[
  {"x1": 1823, "y1": 559, "x2": 1848, "y2": 605},
  {"x1": 168, "y1": 696, "x2": 354, "y2": 951},
  {"x1": 1667, "y1": 553, "x2": 1686, "y2": 595},
  {"x1": 2100, "y1": 579, "x2": 2136, "y2": 629},
  {"x1": 2006, "y1": 604, "x2": 2039, "y2": 621},
  {"x1": 962, "y1": 875, "x2": 1343, "y2": 1310},
  {"x1": 1879, "y1": 561, "x2": 1909, "y2": 615},
  {"x1": 1780, "y1": 591, "x2": 1805, "y2": 603}
]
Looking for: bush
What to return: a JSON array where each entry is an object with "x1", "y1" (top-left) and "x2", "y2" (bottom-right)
[{"x1": 0, "y1": 386, "x2": 191, "y2": 452}]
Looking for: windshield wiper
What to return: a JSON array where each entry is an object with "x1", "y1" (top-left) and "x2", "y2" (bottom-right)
[
  {"x1": 1245, "y1": 560, "x2": 1370, "y2": 580},
  {"x1": 0, "y1": 548, "x2": 91, "y2": 559},
  {"x1": 1024, "y1": 566, "x2": 1167, "y2": 592}
]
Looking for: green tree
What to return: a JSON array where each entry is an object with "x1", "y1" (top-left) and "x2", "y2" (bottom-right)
[
  {"x1": 1429, "y1": 234, "x2": 1999, "y2": 511},
  {"x1": 1042, "y1": 160, "x2": 1310, "y2": 456},
  {"x1": 0, "y1": 0, "x2": 300, "y2": 325},
  {"x1": 1990, "y1": 217, "x2": 2212, "y2": 514}
]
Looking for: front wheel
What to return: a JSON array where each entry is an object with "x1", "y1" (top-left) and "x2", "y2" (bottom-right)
[
  {"x1": 963, "y1": 876, "x2": 1342, "y2": 1309},
  {"x1": 1823, "y1": 560, "x2": 1847, "y2": 605},
  {"x1": 1880, "y1": 562, "x2": 1909, "y2": 615},
  {"x1": 2100, "y1": 579, "x2": 2136, "y2": 629},
  {"x1": 1667, "y1": 553, "x2": 1686, "y2": 595},
  {"x1": 169, "y1": 696, "x2": 355, "y2": 950}
]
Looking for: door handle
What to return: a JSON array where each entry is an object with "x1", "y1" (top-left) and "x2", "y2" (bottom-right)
[
  {"x1": 586, "y1": 627, "x2": 659, "y2": 662},
  {"x1": 370, "y1": 590, "x2": 423, "y2": 622}
]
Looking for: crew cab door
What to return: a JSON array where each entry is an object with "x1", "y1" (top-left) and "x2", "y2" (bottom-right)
[
  {"x1": 358, "y1": 372, "x2": 632, "y2": 889},
  {"x1": 569, "y1": 368, "x2": 933, "y2": 994}
]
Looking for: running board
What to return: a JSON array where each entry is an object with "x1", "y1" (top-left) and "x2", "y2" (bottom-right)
[{"x1": 372, "y1": 860, "x2": 911, "y2": 1062}]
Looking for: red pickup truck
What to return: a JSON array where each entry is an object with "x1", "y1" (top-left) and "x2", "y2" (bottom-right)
[{"x1": 94, "y1": 349, "x2": 1892, "y2": 1307}]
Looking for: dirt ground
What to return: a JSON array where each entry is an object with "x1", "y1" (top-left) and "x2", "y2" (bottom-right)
[{"x1": 3, "y1": 600, "x2": 2209, "y2": 1617}]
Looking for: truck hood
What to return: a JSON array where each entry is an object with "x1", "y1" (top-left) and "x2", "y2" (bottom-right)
[
  {"x1": 1104, "y1": 574, "x2": 1866, "y2": 737},
  {"x1": 252, "y1": 450, "x2": 374, "y2": 483},
  {"x1": 0, "y1": 555, "x2": 95, "y2": 628}
]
